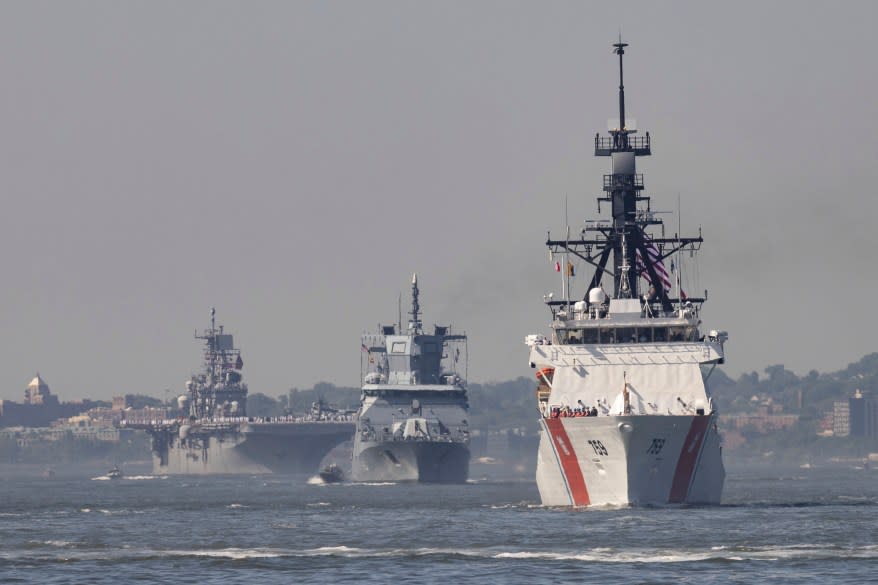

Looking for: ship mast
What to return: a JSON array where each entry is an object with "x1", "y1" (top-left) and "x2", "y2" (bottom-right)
[
  {"x1": 607, "y1": 36, "x2": 641, "y2": 300},
  {"x1": 544, "y1": 38, "x2": 704, "y2": 316},
  {"x1": 190, "y1": 308, "x2": 247, "y2": 418},
  {"x1": 614, "y1": 38, "x2": 628, "y2": 150},
  {"x1": 209, "y1": 307, "x2": 217, "y2": 383},
  {"x1": 408, "y1": 273, "x2": 422, "y2": 334}
]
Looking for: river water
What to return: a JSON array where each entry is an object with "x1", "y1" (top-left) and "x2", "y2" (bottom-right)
[{"x1": 1, "y1": 463, "x2": 875, "y2": 584}]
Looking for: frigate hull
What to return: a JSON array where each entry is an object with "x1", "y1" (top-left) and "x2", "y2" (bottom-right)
[
  {"x1": 149, "y1": 422, "x2": 355, "y2": 475},
  {"x1": 352, "y1": 440, "x2": 470, "y2": 483},
  {"x1": 536, "y1": 414, "x2": 724, "y2": 507}
]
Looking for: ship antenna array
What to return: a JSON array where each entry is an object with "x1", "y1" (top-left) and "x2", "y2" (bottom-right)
[
  {"x1": 677, "y1": 194, "x2": 683, "y2": 310},
  {"x1": 562, "y1": 196, "x2": 571, "y2": 309},
  {"x1": 619, "y1": 233, "x2": 631, "y2": 298},
  {"x1": 210, "y1": 307, "x2": 217, "y2": 380},
  {"x1": 614, "y1": 35, "x2": 628, "y2": 144},
  {"x1": 409, "y1": 273, "x2": 421, "y2": 333},
  {"x1": 540, "y1": 37, "x2": 706, "y2": 316}
]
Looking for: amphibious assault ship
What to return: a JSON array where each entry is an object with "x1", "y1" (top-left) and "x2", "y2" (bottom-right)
[
  {"x1": 526, "y1": 40, "x2": 728, "y2": 506},
  {"x1": 123, "y1": 309, "x2": 355, "y2": 475},
  {"x1": 352, "y1": 275, "x2": 470, "y2": 482}
]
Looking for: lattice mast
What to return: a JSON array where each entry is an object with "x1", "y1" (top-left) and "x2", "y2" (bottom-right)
[{"x1": 546, "y1": 39, "x2": 703, "y2": 315}]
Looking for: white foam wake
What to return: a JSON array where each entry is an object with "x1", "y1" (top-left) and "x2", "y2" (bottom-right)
[
  {"x1": 7, "y1": 543, "x2": 878, "y2": 563},
  {"x1": 167, "y1": 548, "x2": 285, "y2": 560}
]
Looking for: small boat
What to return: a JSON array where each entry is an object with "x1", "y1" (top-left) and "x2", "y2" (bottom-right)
[
  {"x1": 107, "y1": 465, "x2": 123, "y2": 480},
  {"x1": 318, "y1": 464, "x2": 344, "y2": 483}
]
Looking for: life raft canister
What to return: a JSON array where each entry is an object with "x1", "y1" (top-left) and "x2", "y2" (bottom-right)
[{"x1": 535, "y1": 367, "x2": 555, "y2": 382}]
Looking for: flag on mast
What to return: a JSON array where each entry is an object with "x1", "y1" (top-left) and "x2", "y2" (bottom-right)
[{"x1": 635, "y1": 235, "x2": 685, "y2": 298}]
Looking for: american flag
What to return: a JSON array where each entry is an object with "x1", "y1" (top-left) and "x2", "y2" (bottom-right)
[{"x1": 635, "y1": 236, "x2": 673, "y2": 292}]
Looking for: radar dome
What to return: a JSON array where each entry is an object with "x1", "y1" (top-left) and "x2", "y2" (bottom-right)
[{"x1": 588, "y1": 287, "x2": 607, "y2": 304}]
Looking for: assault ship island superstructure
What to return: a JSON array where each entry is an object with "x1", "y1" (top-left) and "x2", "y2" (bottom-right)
[
  {"x1": 124, "y1": 309, "x2": 355, "y2": 475},
  {"x1": 352, "y1": 275, "x2": 470, "y2": 482},
  {"x1": 527, "y1": 41, "x2": 728, "y2": 506}
]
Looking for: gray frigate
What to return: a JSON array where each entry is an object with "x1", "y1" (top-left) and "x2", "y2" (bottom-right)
[
  {"x1": 352, "y1": 275, "x2": 470, "y2": 483},
  {"x1": 123, "y1": 309, "x2": 355, "y2": 475}
]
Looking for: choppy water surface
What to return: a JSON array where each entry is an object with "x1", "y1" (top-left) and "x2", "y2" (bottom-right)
[{"x1": 1, "y1": 464, "x2": 875, "y2": 584}]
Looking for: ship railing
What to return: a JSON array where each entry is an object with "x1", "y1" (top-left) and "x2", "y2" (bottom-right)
[
  {"x1": 203, "y1": 414, "x2": 356, "y2": 424},
  {"x1": 602, "y1": 173, "x2": 644, "y2": 190},
  {"x1": 594, "y1": 134, "x2": 651, "y2": 155},
  {"x1": 118, "y1": 419, "x2": 180, "y2": 428},
  {"x1": 542, "y1": 402, "x2": 714, "y2": 418},
  {"x1": 248, "y1": 414, "x2": 356, "y2": 424},
  {"x1": 360, "y1": 429, "x2": 469, "y2": 443},
  {"x1": 119, "y1": 414, "x2": 356, "y2": 428},
  {"x1": 544, "y1": 406, "x2": 603, "y2": 419}
]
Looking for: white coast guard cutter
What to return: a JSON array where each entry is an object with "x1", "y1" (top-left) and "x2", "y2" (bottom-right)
[{"x1": 527, "y1": 40, "x2": 728, "y2": 507}]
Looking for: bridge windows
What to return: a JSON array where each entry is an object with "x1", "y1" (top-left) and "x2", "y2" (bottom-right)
[
  {"x1": 599, "y1": 328, "x2": 615, "y2": 344},
  {"x1": 554, "y1": 325, "x2": 698, "y2": 345},
  {"x1": 616, "y1": 327, "x2": 636, "y2": 343},
  {"x1": 582, "y1": 328, "x2": 600, "y2": 343}
]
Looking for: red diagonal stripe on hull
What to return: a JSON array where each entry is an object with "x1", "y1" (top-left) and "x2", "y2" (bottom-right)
[
  {"x1": 669, "y1": 416, "x2": 711, "y2": 503},
  {"x1": 545, "y1": 418, "x2": 590, "y2": 506}
]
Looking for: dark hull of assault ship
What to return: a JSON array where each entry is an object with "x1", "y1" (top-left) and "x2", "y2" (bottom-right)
[{"x1": 147, "y1": 419, "x2": 354, "y2": 475}]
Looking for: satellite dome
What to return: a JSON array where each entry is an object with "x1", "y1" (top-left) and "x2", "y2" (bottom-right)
[{"x1": 588, "y1": 287, "x2": 607, "y2": 304}]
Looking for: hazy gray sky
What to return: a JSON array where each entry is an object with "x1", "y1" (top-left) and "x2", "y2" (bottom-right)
[{"x1": 1, "y1": 1, "x2": 876, "y2": 401}]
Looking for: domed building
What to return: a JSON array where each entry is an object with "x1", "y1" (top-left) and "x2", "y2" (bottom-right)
[
  {"x1": 0, "y1": 374, "x2": 77, "y2": 428},
  {"x1": 24, "y1": 374, "x2": 58, "y2": 406}
]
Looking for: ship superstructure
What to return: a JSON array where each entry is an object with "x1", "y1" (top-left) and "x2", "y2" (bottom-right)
[
  {"x1": 527, "y1": 40, "x2": 728, "y2": 506},
  {"x1": 123, "y1": 309, "x2": 355, "y2": 475},
  {"x1": 352, "y1": 275, "x2": 470, "y2": 482},
  {"x1": 184, "y1": 308, "x2": 248, "y2": 419}
]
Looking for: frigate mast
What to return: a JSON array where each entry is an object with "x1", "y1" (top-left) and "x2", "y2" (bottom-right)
[
  {"x1": 408, "y1": 273, "x2": 422, "y2": 334},
  {"x1": 545, "y1": 39, "x2": 704, "y2": 316}
]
